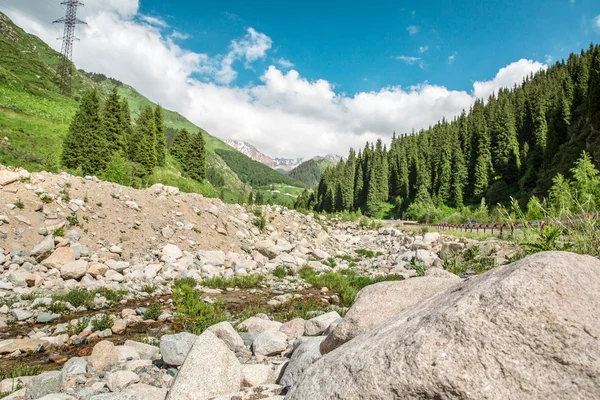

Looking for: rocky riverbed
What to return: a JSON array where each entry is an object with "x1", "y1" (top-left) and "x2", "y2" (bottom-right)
[{"x1": 3, "y1": 166, "x2": 596, "y2": 400}]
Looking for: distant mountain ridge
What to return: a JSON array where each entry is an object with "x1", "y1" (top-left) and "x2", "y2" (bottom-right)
[{"x1": 224, "y1": 139, "x2": 342, "y2": 173}]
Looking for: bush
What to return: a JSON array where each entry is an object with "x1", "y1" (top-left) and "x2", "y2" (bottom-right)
[
  {"x1": 102, "y1": 151, "x2": 133, "y2": 186},
  {"x1": 200, "y1": 275, "x2": 264, "y2": 290},
  {"x1": 173, "y1": 284, "x2": 227, "y2": 335},
  {"x1": 67, "y1": 317, "x2": 90, "y2": 336},
  {"x1": 91, "y1": 314, "x2": 114, "y2": 332},
  {"x1": 253, "y1": 216, "x2": 266, "y2": 232},
  {"x1": 53, "y1": 288, "x2": 92, "y2": 308},
  {"x1": 173, "y1": 277, "x2": 197, "y2": 290},
  {"x1": 14, "y1": 198, "x2": 24, "y2": 209},
  {"x1": 143, "y1": 302, "x2": 162, "y2": 320}
]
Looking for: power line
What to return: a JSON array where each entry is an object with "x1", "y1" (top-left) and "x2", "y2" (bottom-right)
[{"x1": 52, "y1": 0, "x2": 86, "y2": 95}]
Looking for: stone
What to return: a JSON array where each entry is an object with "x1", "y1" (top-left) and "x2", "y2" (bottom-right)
[
  {"x1": 238, "y1": 317, "x2": 282, "y2": 334},
  {"x1": 24, "y1": 371, "x2": 62, "y2": 400},
  {"x1": 279, "y1": 318, "x2": 306, "y2": 340},
  {"x1": 288, "y1": 252, "x2": 600, "y2": 400},
  {"x1": 111, "y1": 321, "x2": 127, "y2": 335},
  {"x1": 87, "y1": 263, "x2": 109, "y2": 277},
  {"x1": 15, "y1": 215, "x2": 31, "y2": 225},
  {"x1": 162, "y1": 244, "x2": 182, "y2": 260},
  {"x1": 106, "y1": 371, "x2": 140, "y2": 392},
  {"x1": 252, "y1": 331, "x2": 288, "y2": 356},
  {"x1": 304, "y1": 311, "x2": 341, "y2": 336},
  {"x1": 0, "y1": 170, "x2": 20, "y2": 186},
  {"x1": 123, "y1": 383, "x2": 168, "y2": 400},
  {"x1": 11, "y1": 309, "x2": 32, "y2": 321},
  {"x1": 124, "y1": 340, "x2": 159, "y2": 360},
  {"x1": 37, "y1": 312, "x2": 61, "y2": 323},
  {"x1": 115, "y1": 345, "x2": 140, "y2": 361},
  {"x1": 60, "y1": 260, "x2": 88, "y2": 280},
  {"x1": 42, "y1": 247, "x2": 75, "y2": 269},
  {"x1": 423, "y1": 232, "x2": 440, "y2": 244},
  {"x1": 105, "y1": 270, "x2": 124, "y2": 282},
  {"x1": 61, "y1": 357, "x2": 87, "y2": 384},
  {"x1": 0, "y1": 338, "x2": 48, "y2": 354},
  {"x1": 30, "y1": 236, "x2": 55, "y2": 260},
  {"x1": 321, "y1": 275, "x2": 461, "y2": 354},
  {"x1": 207, "y1": 321, "x2": 244, "y2": 350},
  {"x1": 37, "y1": 395, "x2": 77, "y2": 400},
  {"x1": 90, "y1": 394, "x2": 138, "y2": 400},
  {"x1": 255, "y1": 240, "x2": 280, "y2": 259},
  {"x1": 397, "y1": 249, "x2": 440, "y2": 267},
  {"x1": 279, "y1": 337, "x2": 325, "y2": 389},
  {"x1": 166, "y1": 330, "x2": 242, "y2": 400},
  {"x1": 88, "y1": 341, "x2": 118, "y2": 371},
  {"x1": 160, "y1": 332, "x2": 197, "y2": 366},
  {"x1": 242, "y1": 364, "x2": 275, "y2": 387},
  {"x1": 198, "y1": 250, "x2": 226, "y2": 266},
  {"x1": 311, "y1": 249, "x2": 330, "y2": 260},
  {"x1": 161, "y1": 227, "x2": 175, "y2": 239}
]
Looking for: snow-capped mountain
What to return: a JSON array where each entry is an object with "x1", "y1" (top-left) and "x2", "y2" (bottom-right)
[{"x1": 223, "y1": 139, "x2": 342, "y2": 172}]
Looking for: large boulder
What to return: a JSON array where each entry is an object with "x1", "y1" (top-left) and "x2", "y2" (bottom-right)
[
  {"x1": 288, "y1": 252, "x2": 600, "y2": 399},
  {"x1": 166, "y1": 330, "x2": 242, "y2": 400},
  {"x1": 207, "y1": 321, "x2": 244, "y2": 351},
  {"x1": 24, "y1": 371, "x2": 62, "y2": 400},
  {"x1": 252, "y1": 331, "x2": 288, "y2": 356},
  {"x1": 238, "y1": 317, "x2": 282, "y2": 334},
  {"x1": 60, "y1": 260, "x2": 88, "y2": 280},
  {"x1": 160, "y1": 332, "x2": 197, "y2": 366},
  {"x1": 279, "y1": 337, "x2": 325, "y2": 389},
  {"x1": 88, "y1": 341, "x2": 118, "y2": 372},
  {"x1": 321, "y1": 275, "x2": 461, "y2": 354},
  {"x1": 42, "y1": 247, "x2": 75, "y2": 269},
  {"x1": 304, "y1": 312, "x2": 341, "y2": 336}
]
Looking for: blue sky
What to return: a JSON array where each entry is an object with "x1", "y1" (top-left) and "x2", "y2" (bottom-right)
[
  {"x1": 137, "y1": 0, "x2": 599, "y2": 94},
  {"x1": 2, "y1": 0, "x2": 599, "y2": 158}
]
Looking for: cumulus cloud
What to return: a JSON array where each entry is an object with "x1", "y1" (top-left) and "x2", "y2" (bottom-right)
[
  {"x1": 0, "y1": 1, "x2": 547, "y2": 159},
  {"x1": 275, "y1": 58, "x2": 294, "y2": 69},
  {"x1": 473, "y1": 59, "x2": 547, "y2": 100},
  {"x1": 406, "y1": 25, "x2": 419, "y2": 35},
  {"x1": 139, "y1": 15, "x2": 168, "y2": 28}
]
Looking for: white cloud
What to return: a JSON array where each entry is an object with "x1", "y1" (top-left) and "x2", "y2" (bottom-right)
[
  {"x1": 0, "y1": 1, "x2": 547, "y2": 159},
  {"x1": 396, "y1": 56, "x2": 424, "y2": 69},
  {"x1": 169, "y1": 31, "x2": 190, "y2": 40},
  {"x1": 419, "y1": 45, "x2": 428, "y2": 54},
  {"x1": 594, "y1": 15, "x2": 600, "y2": 29},
  {"x1": 406, "y1": 25, "x2": 419, "y2": 35},
  {"x1": 139, "y1": 15, "x2": 167, "y2": 28},
  {"x1": 448, "y1": 53, "x2": 456, "y2": 64},
  {"x1": 544, "y1": 54, "x2": 553, "y2": 64},
  {"x1": 275, "y1": 58, "x2": 294, "y2": 69},
  {"x1": 473, "y1": 59, "x2": 547, "y2": 100}
]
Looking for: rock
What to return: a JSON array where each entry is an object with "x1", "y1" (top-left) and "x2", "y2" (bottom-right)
[
  {"x1": 198, "y1": 250, "x2": 226, "y2": 266},
  {"x1": 11, "y1": 309, "x2": 32, "y2": 321},
  {"x1": 0, "y1": 338, "x2": 48, "y2": 354},
  {"x1": 311, "y1": 249, "x2": 330, "y2": 260},
  {"x1": 15, "y1": 215, "x2": 31, "y2": 225},
  {"x1": 88, "y1": 341, "x2": 118, "y2": 371},
  {"x1": 279, "y1": 337, "x2": 325, "y2": 389},
  {"x1": 162, "y1": 244, "x2": 182, "y2": 260},
  {"x1": 397, "y1": 249, "x2": 439, "y2": 267},
  {"x1": 115, "y1": 345, "x2": 140, "y2": 361},
  {"x1": 279, "y1": 318, "x2": 306, "y2": 340},
  {"x1": 42, "y1": 247, "x2": 75, "y2": 269},
  {"x1": 37, "y1": 395, "x2": 77, "y2": 400},
  {"x1": 238, "y1": 317, "x2": 282, "y2": 334},
  {"x1": 61, "y1": 357, "x2": 87, "y2": 384},
  {"x1": 111, "y1": 321, "x2": 127, "y2": 335},
  {"x1": 24, "y1": 371, "x2": 61, "y2": 400},
  {"x1": 90, "y1": 394, "x2": 138, "y2": 400},
  {"x1": 288, "y1": 252, "x2": 600, "y2": 400},
  {"x1": 321, "y1": 275, "x2": 461, "y2": 354},
  {"x1": 37, "y1": 312, "x2": 61, "y2": 323},
  {"x1": 0, "y1": 170, "x2": 20, "y2": 186},
  {"x1": 423, "y1": 232, "x2": 440, "y2": 244},
  {"x1": 60, "y1": 260, "x2": 88, "y2": 280},
  {"x1": 123, "y1": 383, "x2": 168, "y2": 400},
  {"x1": 87, "y1": 263, "x2": 109, "y2": 277},
  {"x1": 106, "y1": 371, "x2": 140, "y2": 392},
  {"x1": 166, "y1": 330, "x2": 242, "y2": 400},
  {"x1": 207, "y1": 321, "x2": 244, "y2": 350},
  {"x1": 160, "y1": 332, "x2": 197, "y2": 366},
  {"x1": 30, "y1": 236, "x2": 55, "y2": 260},
  {"x1": 252, "y1": 331, "x2": 288, "y2": 356},
  {"x1": 242, "y1": 364, "x2": 275, "y2": 387},
  {"x1": 8, "y1": 272, "x2": 26, "y2": 288},
  {"x1": 105, "y1": 270, "x2": 124, "y2": 282},
  {"x1": 304, "y1": 312, "x2": 341, "y2": 336},
  {"x1": 440, "y1": 242, "x2": 466, "y2": 260},
  {"x1": 255, "y1": 240, "x2": 280, "y2": 259},
  {"x1": 123, "y1": 340, "x2": 159, "y2": 360},
  {"x1": 161, "y1": 227, "x2": 175, "y2": 239}
]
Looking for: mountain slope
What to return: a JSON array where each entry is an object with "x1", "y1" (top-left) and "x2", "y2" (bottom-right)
[
  {"x1": 0, "y1": 12, "x2": 310, "y2": 196},
  {"x1": 224, "y1": 140, "x2": 303, "y2": 171},
  {"x1": 288, "y1": 157, "x2": 335, "y2": 187}
]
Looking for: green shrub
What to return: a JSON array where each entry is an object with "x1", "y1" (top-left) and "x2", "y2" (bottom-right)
[
  {"x1": 354, "y1": 249, "x2": 383, "y2": 258},
  {"x1": 173, "y1": 277, "x2": 197, "y2": 290},
  {"x1": 67, "y1": 317, "x2": 90, "y2": 336},
  {"x1": 253, "y1": 216, "x2": 266, "y2": 232},
  {"x1": 200, "y1": 275, "x2": 264, "y2": 290},
  {"x1": 53, "y1": 288, "x2": 92, "y2": 308},
  {"x1": 14, "y1": 198, "x2": 24, "y2": 209},
  {"x1": 143, "y1": 302, "x2": 162, "y2": 320},
  {"x1": 272, "y1": 266, "x2": 289, "y2": 279},
  {"x1": 53, "y1": 227, "x2": 66, "y2": 237},
  {"x1": 173, "y1": 284, "x2": 227, "y2": 335},
  {"x1": 0, "y1": 365, "x2": 42, "y2": 380},
  {"x1": 91, "y1": 314, "x2": 114, "y2": 332},
  {"x1": 66, "y1": 214, "x2": 80, "y2": 227},
  {"x1": 92, "y1": 288, "x2": 127, "y2": 303},
  {"x1": 141, "y1": 284, "x2": 157, "y2": 294},
  {"x1": 49, "y1": 301, "x2": 67, "y2": 314}
]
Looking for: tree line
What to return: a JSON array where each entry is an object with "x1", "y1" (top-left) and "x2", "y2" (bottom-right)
[
  {"x1": 297, "y1": 44, "x2": 600, "y2": 220},
  {"x1": 61, "y1": 87, "x2": 206, "y2": 185}
]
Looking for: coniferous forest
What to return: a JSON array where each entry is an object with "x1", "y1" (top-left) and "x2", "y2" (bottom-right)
[
  {"x1": 61, "y1": 88, "x2": 206, "y2": 187},
  {"x1": 296, "y1": 44, "x2": 600, "y2": 221}
]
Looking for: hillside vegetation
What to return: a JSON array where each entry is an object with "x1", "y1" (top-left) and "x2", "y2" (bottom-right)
[
  {"x1": 288, "y1": 157, "x2": 334, "y2": 187},
  {"x1": 0, "y1": 12, "x2": 306, "y2": 203},
  {"x1": 310, "y1": 44, "x2": 600, "y2": 222}
]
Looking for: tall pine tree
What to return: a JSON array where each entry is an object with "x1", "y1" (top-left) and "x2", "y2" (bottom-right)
[
  {"x1": 154, "y1": 105, "x2": 167, "y2": 166},
  {"x1": 131, "y1": 106, "x2": 157, "y2": 176}
]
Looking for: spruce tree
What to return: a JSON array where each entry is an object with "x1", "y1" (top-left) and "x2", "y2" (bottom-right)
[
  {"x1": 187, "y1": 131, "x2": 207, "y2": 181},
  {"x1": 170, "y1": 128, "x2": 192, "y2": 168},
  {"x1": 154, "y1": 105, "x2": 167, "y2": 166},
  {"x1": 61, "y1": 88, "x2": 109, "y2": 175},
  {"x1": 131, "y1": 105, "x2": 157, "y2": 176},
  {"x1": 103, "y1": 88, "x2": 126, "y2": 156},
  {"x1": 120, "y1": 99, "x2": 134, "y2": 160}
]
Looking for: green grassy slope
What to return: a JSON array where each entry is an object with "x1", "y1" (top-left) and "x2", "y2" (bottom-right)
[
  {"x1": 288, "y1": 157, "x2": 334, "y2": 187},
  {"x1": 0, "y1": 12, "x2": 307, "y2": 197}
]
